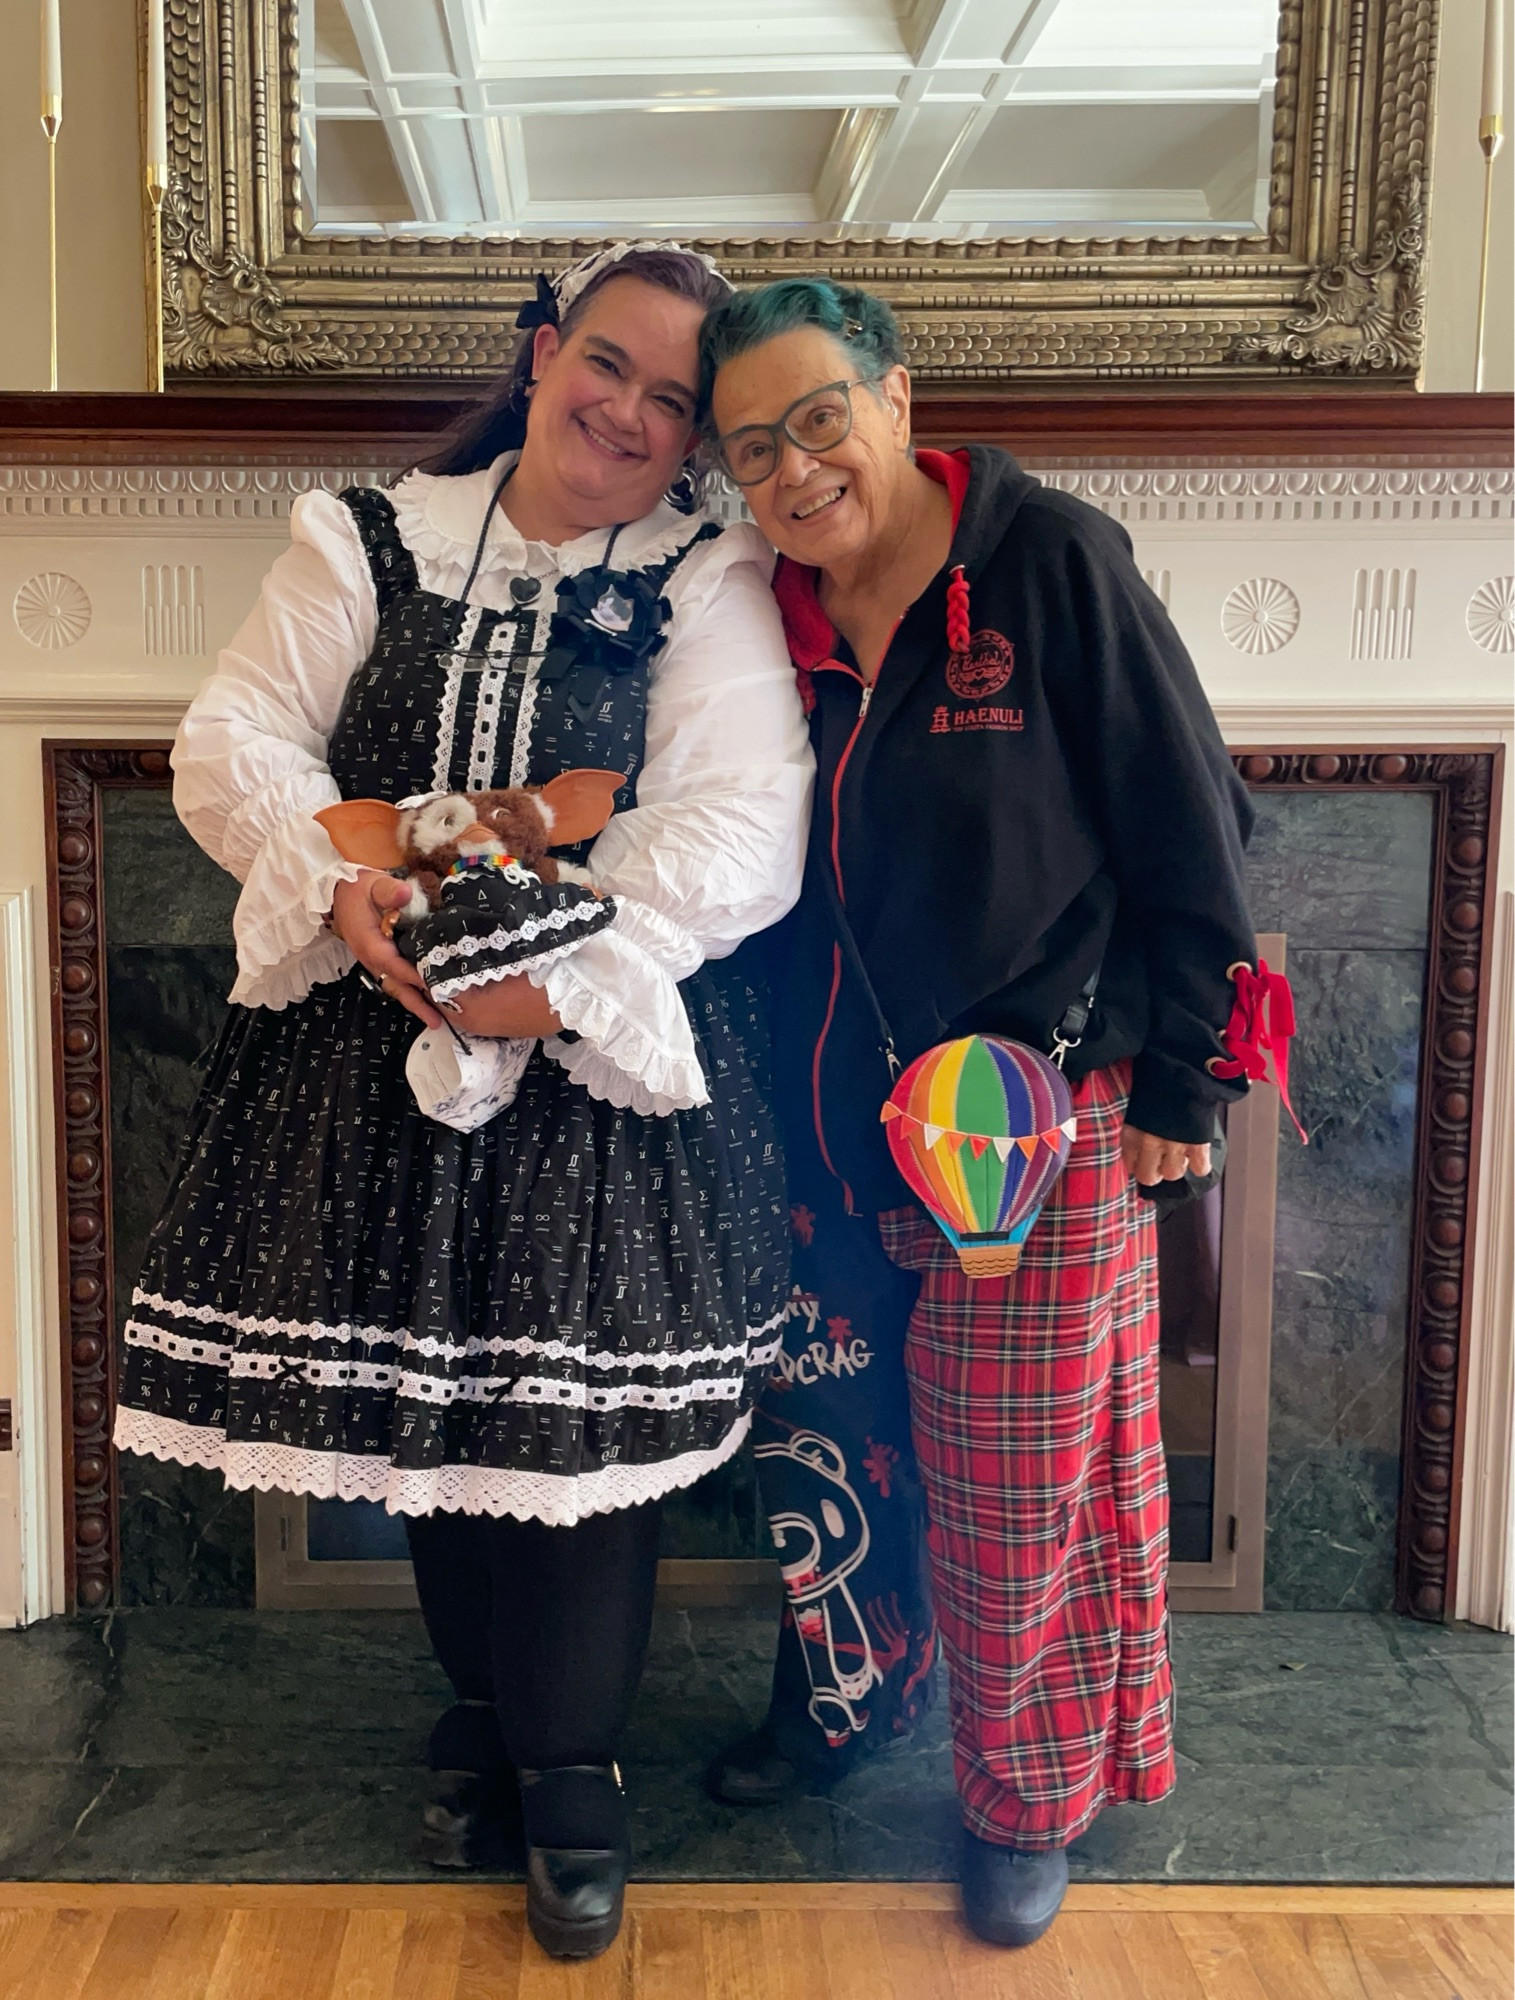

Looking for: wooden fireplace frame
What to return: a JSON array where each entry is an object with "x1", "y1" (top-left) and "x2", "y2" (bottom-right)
[{"x1": 46, "y1": 743, "x2": 1503, "y2": 1620}]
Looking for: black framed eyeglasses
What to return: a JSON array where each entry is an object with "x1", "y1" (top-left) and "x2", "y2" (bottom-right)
[{"x1": 714, "y1": 378, "x2": 876, "y2": 487}]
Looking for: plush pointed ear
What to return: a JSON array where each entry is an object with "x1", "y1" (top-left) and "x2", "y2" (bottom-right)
[
  {"x1": 536, "y1": 769, "x2": 624, "y2": 846},
  {"x1": 314, "y1": 799, "x2": 407, "y2": 870}
]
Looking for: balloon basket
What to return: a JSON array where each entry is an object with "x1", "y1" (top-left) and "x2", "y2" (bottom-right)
[{"x1": 955, "y1": 1241, "x2": 1023, "y2": 1279}]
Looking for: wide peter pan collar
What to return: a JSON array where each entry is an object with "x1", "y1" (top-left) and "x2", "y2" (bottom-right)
[{"x1": 389, "y1": 453, "x2": 713, "y2": 579}]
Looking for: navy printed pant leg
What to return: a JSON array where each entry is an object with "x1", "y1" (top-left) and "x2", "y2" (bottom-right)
[{"x1": 755, "y1": 1175, "x2": 939, "y2": 1770}]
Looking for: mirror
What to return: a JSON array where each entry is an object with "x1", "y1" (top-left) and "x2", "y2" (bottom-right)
[{"x1": 300, "y1": 0, "x2": 1280, "y2": 239}]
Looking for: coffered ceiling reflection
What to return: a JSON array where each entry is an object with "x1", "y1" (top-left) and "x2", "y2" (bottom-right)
[{"x1": 301, "y1": 0, "x2": 1280, "y2": 239}]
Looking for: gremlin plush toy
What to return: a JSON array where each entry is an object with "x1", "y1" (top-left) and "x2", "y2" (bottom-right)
[{"x1": 314, "y1": 769, "x2": 623, "y2": 1131}]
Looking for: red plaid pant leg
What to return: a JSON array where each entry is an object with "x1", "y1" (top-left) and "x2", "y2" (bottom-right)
[{"x1": 880, "y1": 1059, "x2": 1175, "y2": 1850}]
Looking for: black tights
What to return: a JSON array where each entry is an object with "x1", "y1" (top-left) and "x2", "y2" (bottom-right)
[{"x1": 405, "y1": 1502, "x2": 663, "y2": 1776}]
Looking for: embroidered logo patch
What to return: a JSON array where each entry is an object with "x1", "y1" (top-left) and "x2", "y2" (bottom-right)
[{"x1": 945, "y1": 629, "x2": 1015, "y2": 700}]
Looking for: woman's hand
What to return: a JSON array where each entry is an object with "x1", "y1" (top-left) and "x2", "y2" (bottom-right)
[
  {"x1": 1120, "y1": 1124, "x2": 1211, "y2": 1187},
  {"x1": 445, "y1": 975, "x2": 563, "y2": 1040},
  {"x1": 328, "y1": 871, "x2": 443, "y2": 1030}
]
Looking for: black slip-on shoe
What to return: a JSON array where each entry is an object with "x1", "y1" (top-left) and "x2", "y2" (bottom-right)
[
  {"x1": 518, "y1": 1763, "x2": 628, "y2": 1960},
  {"x1": 959, "y1": 1833, "x2": 1069, "y2": 1948},
  {"x1": 523, "y1": 1842, "x2": 628, "y2": 1960}
]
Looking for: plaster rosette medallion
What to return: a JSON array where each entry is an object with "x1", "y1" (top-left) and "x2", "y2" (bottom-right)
[
  {"x1": 1465, "y1": 577, "x2": 1515, "y2": 654},
  {"x1": 1221, "y1": 577, "x2": 1300, "y2": 655},
  {"x1": 13, "y1": 572, "x2": 91, "y2": 650}
]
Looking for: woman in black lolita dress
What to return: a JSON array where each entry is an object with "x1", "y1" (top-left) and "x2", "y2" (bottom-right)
[{"x1": 112, "y1": 244, "x2": 812, "y2": 1959}]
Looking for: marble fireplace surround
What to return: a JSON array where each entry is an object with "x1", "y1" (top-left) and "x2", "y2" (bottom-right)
[{"x1": 0, "y1": 389, "x2": 1509, "y2": 1636}]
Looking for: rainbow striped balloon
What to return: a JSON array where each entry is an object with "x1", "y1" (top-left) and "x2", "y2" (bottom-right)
[{"x1": 881, "y1": 1035, "x2": 1076, "y2": 1276}]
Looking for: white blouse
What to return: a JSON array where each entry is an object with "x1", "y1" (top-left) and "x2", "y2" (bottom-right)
[{"x1": 171, "y1": 457, "x2": 814, "y2": 1117}]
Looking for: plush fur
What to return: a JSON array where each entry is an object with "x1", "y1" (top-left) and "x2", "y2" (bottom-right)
[{"x1": 315, "y1": 769, "x2": 623, "y2": 934}]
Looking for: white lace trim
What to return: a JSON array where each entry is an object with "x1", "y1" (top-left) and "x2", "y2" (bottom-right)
[
  {"x1": 427, "y1": 931, "x2": 600, "y2": 1006},
  {"x1": 432, "y1": 605, "x2": 479, "y2": 793},
  {"x1": 465, "y1": 618, "x2": 513, "y2": 790},
  {"x1": 528, "y1": 911, "x2": 709, "y2": 1116},
  {"x1": 228, "y1": 897, "x2": 359, "y2": 1011},
  {"x1": 389, "y1": 460, "x2": 718, "y2": 583},
  {"x1": 132, "y1": 1291, "x2": 399, "y2": 1348},
  {"x1": 419, "y1": 899, "x2": 605, "y2": 972},
  {"x1": 127, "y1": 1289, "x2": 785, "y2": 1371},
  {"x1": 113, "y1": 1404, "x2": 753, "y2": 1526},
  {"x1": 536, "y1": 1037, "x2": 698, "y2": 1119}
]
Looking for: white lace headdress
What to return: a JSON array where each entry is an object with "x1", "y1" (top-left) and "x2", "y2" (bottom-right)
[{"x1": 551, "y1": 241, "x2": 733, "y2": 317}]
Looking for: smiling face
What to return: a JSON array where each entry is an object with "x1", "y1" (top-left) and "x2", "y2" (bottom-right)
[
  {"x1": 710, "y1": 326, "x2": 914, "y2": 569},
  {"x1": 521, "y1": 274, "x2": 703, "y2": 526}
]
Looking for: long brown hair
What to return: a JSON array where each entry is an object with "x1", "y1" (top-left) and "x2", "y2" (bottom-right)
[{"x1": 416, "y1": 250, "x2": 730, "y2": 478}]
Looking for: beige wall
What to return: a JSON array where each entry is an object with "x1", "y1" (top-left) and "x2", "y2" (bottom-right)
[
  {"x1": 1426, "y1": 0, "x2": 1515, "y2": 391},
  {"x1": 0, "y1": 6, "x2": 1506, "y2": 395},
  {"x1": 0, "y1": 0, "x2": 148, "y2": 393}
]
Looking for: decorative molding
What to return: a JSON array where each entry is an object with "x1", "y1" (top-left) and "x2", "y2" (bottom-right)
[
  {"x1": 1, "y1": 463, "x2": 1508, "y2": 536},
  {"x1": 1233, "y1": 171, "x2": 1426, "y2": 373},
  {"x1": 1209, "y1": 701, "x2": 1513, "y2": 738},
  {"x1": 0, "y1": 890, "x2": 54, "y2": 1626},
  {"x1": 44, "y1": 744, "x2": 177, "y2": 1613},
  {"x1": 150, "y1": 0, "x2": 1443, "y2": 383},
  {"x1": 1466, "y1": 577, "x2": 1515, "y2": 653},
  {"x1": 1456, "y1": 891, "x2": 1514, "y2": 1631},
  {"x1": 161, "y1": 184, "x2": 343, "y2": 378},
  {"x1": 1222, "y1": 578, "x2": 1301, "y2": 654},
  {"x1": 141, "y1": 566, "x2": 207, "y2": 658},
  {"x1": 1233, "y1": 747, "x2": 1505, "y2": 1622},
  {"x1": 4, "y1": 390, "x2": 1510, "y2": 466},
  {"x1": 1351, "y1": 568, "x2": 1417, "y2": 661},
  {"x1": 1036, "y1": 467, "x2": 1513, "y2": 526},
  {"x1": 13, "y1": 575, "x2": 91, "y2": 650}
]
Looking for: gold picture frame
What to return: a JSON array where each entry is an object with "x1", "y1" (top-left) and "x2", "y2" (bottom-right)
[{"x1": 156, "y1": 0, "x2": 1435, "y2": 384}]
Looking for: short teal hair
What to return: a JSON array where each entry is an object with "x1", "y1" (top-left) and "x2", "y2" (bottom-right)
[{"x1": 698, "y1": 279, "x2": 906, "y2": 418}]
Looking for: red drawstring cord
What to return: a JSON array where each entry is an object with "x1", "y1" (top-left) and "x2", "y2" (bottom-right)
[
  {"x1": 1212, "y1": 959, "x2": 1308, "y2": 1143},
  {"x1": 946, "y1": 565, "x2": 971, "y2": 655}
]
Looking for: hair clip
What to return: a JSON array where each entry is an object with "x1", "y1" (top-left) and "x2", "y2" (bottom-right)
[{"x1": 843, "y1": 316, "x2": 864, "y2": 338}]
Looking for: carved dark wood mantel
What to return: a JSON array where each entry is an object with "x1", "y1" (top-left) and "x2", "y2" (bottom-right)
[
  {"x1": 46, "y1": 744, "x2": 1503, "y2": 1620},
  {"x1": 1, "y1": 390, "x2": 1511, "y2": 469}
]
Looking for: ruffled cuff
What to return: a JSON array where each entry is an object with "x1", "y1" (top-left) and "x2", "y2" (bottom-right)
[
  {"x1": 526, "y1": 906, "x2": 709, "y2": 1117},
  {"x1": 228, "y1": 810, "x2": 362, "y2": 1011}
]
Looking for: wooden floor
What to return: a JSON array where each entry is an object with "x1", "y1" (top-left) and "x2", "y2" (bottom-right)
[{"x1": 0, "y1": 1883, "x2": 1509, "y2": 2000}]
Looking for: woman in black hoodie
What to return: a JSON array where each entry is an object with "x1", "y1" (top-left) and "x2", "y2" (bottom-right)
[{"x1": 698, "y1": 281, "x2": 1266, "y2": 1949}]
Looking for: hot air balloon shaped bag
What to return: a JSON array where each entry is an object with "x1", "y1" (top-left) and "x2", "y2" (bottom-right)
[{"x1": 818, "y1": 871, "x2": 1086, "y2": 1279}]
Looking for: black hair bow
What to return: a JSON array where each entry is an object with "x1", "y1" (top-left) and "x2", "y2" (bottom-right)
[{"x1": 514, "y1": 273, "x2": 559, "y2": 333}]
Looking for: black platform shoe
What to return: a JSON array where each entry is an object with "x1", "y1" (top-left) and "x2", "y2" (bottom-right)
[
  {"x1": 959, "y1": 1833, "x2": 1069, "y2": 1948},
  {"x1": 518, "y1": 1763, "x2": 629, "y2": 1960},
  {"x1": 419, "y1": 1702, "x2": 522, "y2": 1872}
]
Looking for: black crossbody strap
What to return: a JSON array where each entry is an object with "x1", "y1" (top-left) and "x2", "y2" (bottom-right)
[
  {"x1": 817, "y1": 863, "x2": 901, "y2": 1079},
  {"x1": 817, "y1": 862, "x2": 1099, "y2": 1076}
]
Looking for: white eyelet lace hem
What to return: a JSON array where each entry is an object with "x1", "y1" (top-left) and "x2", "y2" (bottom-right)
[{"x1": 112, "y1": 1403, "x2": 753, "y2": 1526}]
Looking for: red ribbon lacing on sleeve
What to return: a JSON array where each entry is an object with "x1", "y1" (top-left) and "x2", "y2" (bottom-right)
[
  {"x1": 946, "y1": 565, "x2": 971, "y2": 655},
  {"x1": 1212, "y1": 958, "x2": 1308, "y2": 1143}
]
